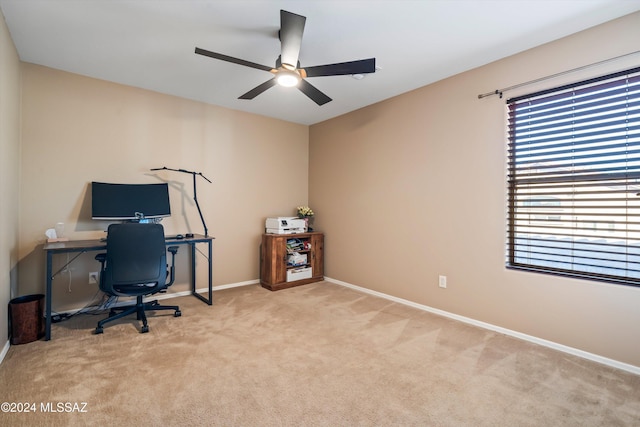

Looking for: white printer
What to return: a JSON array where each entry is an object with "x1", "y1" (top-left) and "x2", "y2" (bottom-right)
[{"x1": 265, "y1": 217, "x2": 306, "y2": 234}]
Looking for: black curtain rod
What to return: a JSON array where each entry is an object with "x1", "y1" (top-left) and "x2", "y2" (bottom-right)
[{"x1": 477, "y1": 49, "x2": 640, "y2": 100}]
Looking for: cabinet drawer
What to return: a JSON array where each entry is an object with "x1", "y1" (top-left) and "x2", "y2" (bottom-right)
[{"x1": 287, "y1": 267, "x2": 312, "y2": 282}]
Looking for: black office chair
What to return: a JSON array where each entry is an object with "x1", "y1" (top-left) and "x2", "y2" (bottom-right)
[{"x1": 94, "y1": 222, "x2": 181, "y2": 334}]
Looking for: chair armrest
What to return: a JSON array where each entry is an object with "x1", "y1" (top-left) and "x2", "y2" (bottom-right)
[
  {"x1": 165, "y1": 246, "x2": 179, "y2": 287},
  {"x1": 95, "y1": 253, "x2": 106, "y2": 263}
]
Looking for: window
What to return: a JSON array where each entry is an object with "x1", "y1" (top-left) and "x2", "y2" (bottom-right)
[{"x1": 507, "y1": 67, "x2": 640, "y2": 286}]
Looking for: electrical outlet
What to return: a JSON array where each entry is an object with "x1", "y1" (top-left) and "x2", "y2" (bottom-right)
[
  {"x1": 89, "y1": 272, "x2": 99, "y2": 285},
  {"x1": 439, "y1": 275, "x2": 447, "y2": 289}
]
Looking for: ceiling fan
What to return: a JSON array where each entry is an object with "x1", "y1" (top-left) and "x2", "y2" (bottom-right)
[{"x1": 195, "y1": 10, "x2": 376, "y2": 106}]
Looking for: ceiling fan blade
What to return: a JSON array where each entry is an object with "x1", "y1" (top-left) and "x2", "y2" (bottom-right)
[
  {"x1": 303, "y1": 58, "x2": 376, "y2": 78},
  {"x1": 279, "y1": 10, "x2": 306, "y2": 68},
  {"x1": 238, "y1": 78, "x2": 278, "y2": 100},
  {"x1": 298, "y1": 79, "x2": 332, "y2": 106},
  {"x1": 195, "y1": 47, "x2": 274, "y2": 73}
]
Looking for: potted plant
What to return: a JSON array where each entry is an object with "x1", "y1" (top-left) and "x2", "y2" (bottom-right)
[{"x1": 296, "y1": 206, "x2": 315, "y2": 231}]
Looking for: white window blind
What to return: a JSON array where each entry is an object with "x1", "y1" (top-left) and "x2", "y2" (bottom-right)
[{"x1": 507, "y1": 67, "x2": 640, "y2": 285}]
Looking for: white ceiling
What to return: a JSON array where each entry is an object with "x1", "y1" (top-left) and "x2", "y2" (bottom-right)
[{"x1": 2, "y1": 0, "x2": 640, "y2": 125}]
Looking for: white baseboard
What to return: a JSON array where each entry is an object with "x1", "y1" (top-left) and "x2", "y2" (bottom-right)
[
  {"x1": 0, "y1": 339, "x2": 10, "y2": 366},
  {"x1": 169, "y1": 279, "x2": 260, "y2": 298},
  {"x1": 324, "y1": 276, "x2": 640, "y2": 376},
  {"x1": 119, "y1": 279, "x2": 260, "y2": 302}
]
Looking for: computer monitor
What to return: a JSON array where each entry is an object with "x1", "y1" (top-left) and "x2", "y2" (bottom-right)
[{"x1": 91, "y1": 182, "x2": 171, "y2": 221}]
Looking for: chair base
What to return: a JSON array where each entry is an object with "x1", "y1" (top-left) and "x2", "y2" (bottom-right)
[{"x1": 95, "y1": 296, "x2": 181, "y2": 334}]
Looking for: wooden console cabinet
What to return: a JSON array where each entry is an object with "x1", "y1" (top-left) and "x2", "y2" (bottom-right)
[{"x1": 260, "y1": 232, "x2": 324, "y2": 291}]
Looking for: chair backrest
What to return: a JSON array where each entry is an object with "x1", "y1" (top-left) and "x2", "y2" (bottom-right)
[{"x1": 102, "y1": 223, "x2": 167, "y2": 296}]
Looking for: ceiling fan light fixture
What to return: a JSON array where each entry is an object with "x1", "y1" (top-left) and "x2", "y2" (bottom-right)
[{"x1": 276, "y1": 68, "x2": 301, "y2": 87}]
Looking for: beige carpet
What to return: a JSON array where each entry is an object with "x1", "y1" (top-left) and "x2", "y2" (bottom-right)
[{"x1": 1, "y1": 281, "x2": 639, "y2": 426}]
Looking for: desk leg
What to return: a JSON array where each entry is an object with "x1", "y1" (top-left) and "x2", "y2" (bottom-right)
[
  {"x1": 190, "y1": 242, "x2": 196, "y2": 295},
  {"x1": 45, "y1": 251, "x2": 53, "y2": 341},
  {"x1": 191, "y1": 240, "x2": 213, "y2": 305},
  {"x1": 207, "y1": 239, "x2": 212, "y2": 305}
]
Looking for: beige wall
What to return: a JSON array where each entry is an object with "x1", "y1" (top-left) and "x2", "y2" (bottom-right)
[
  {"x1": 0, "y1": 10, "x2": 20, "y2": 348},
  {"x1": 18, "y1": 64, "x2": 308, "y2": 312},
  {"x1": 309, "y1": 12, "x2": 640, "y2": 367}
]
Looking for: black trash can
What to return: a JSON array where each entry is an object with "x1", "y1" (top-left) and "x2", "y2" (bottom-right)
[{"x1": 9, "y1": 294, "x2": 45, "y2": 345}]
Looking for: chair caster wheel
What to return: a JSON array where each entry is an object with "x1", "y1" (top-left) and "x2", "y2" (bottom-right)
[
  {"x1": 174, "y1": 310, "x2": 182, "y2": 317},
  {"x1": 141, "y1": 325, "x2": 149, "y2": 333},
  {"x1": 95, "y1": 327, "x2": 103, "y2": 334}
]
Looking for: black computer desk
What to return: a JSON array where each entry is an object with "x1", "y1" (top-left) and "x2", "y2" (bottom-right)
[{"x1": 43, "y1": 234, "x2": 214, "y2": 340}]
